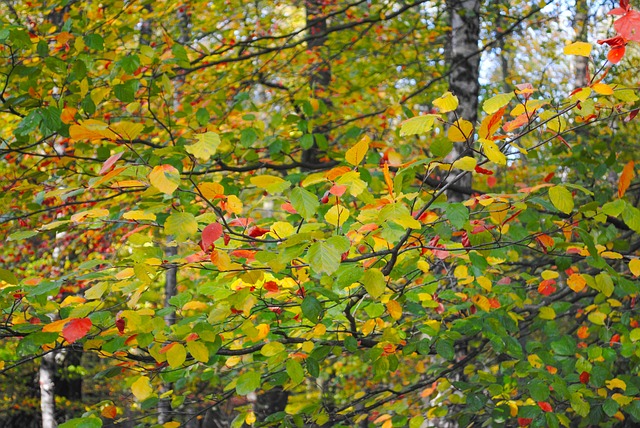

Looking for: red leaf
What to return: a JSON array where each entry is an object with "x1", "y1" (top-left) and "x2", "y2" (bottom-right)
[
  {"x1": 474, "y1": 165, "x2": 493, "y2": 175},
  {"x1": 115, "y1": 318, "x2": 125, "y2": 334},
  {"x1": 610, "y1": 333, "x2": 621, "y2": 346},
  {"x1": 608, "y1": 45, "x2": 626, "y2": 63},
  {"x1": 264, "y1": 281, "x2": 279, "y2": 293},
  {"x1": 518, "y1": 418, "x2": 533, "y2": 427},
  {"x1": 329, "y1": 184, "x2": 347, "y2": 197},
  {"x1": 543, "y1": 172, "x2": 555, "y2": 182},
  {"x1": 202, "y1": 222, "x2": 223, "y2": 252},
  {"x1": 614, "y1": 9, "x2": 640, "y2": 42},
  {"x1": 281, "y1": 202, "x2": 297, "y2": 214},
  {"x1": 580, "y1": 371, "x2": 590, "y2": 384},
  {"x1": 618, "y1": 160, "x2": 635, "y2": 198},
  {"x1": 625, "y1": 108, "x2": 639, "y2": 123},
  {"x1": 538, "y1": 279, "x2": 557, "y2": 296},
  {"x1": 248, "y1": 226, "x2": 269, "y2": 237},
  {"x1": 99, "y1": 152, "x2": 124, "y2": 175},
  {"x1": 537, "y1": 401, "x2": 553, "y2": 412},
  {"x1": 62, "y1": 318, "x2": 93, "y2": 344}
]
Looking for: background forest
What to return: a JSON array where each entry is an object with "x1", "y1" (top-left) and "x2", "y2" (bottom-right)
[{"x1": 1, "y1": 0, "x2": 640, "y2": 427}]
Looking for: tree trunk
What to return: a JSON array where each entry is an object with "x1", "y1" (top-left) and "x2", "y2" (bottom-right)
[
  {"x1": 158, "y1": 245, "x2": 178, "y2": 425},
  {"x1": 573, "y1": 0, "x2": 590, "y2": 88},
  {"x1": 445, "y1": 0, "x2": 481, "y2": 202},
  {"x1": 301, "y1": 0, "x2": 330, "y2": 166},
  {"x1": 40, "y1": 351, "x2": 57, "y2": 428}
]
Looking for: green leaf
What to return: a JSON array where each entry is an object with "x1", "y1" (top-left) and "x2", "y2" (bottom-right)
[
  {"x1": 236, "y1": 371, "x2": 261, "y2": 395},
  {"x1": 602, "y1": 199, "x2": 626, "y2": 217},
  {"x1": 0, "y1": 268, "x2": 18, "y2": 285},
  {"x1": 399, "y1": 114, "x2": 438, "y2": 136},
  {"x1": 301, "y1": 296, "x2": 322, "y2": 323},
  {"x1": 603, "y1": 398, "x2": 619, "y2": 417},
  {"x1": 622, "y1": 204, "x2": 640, "y2": 234},
  {"x1": 528, "y1": 380, "x2": 550, "y2": 401},
  {"x1": 59, "y1": 417, "x2": 102, "y2": 428},
  {"x1": 570, "y1": 392, "x2": 590, "y2": 417},
  {"x1": 445, "y1": 203, "x2": 468, "y2": 229},
  {"x1": 164, "y1": 212, "x2": 198, "y2": 241},
  {"x1": 550, "y1": 336, "x2": 576, "y2": 356},
  {"x1": 548, "y1": 185, "x2": 574, "y2": 214},
  {"x1": 436, "y1": 339, "x2": 454, "y2": 360},
  {"x1": 286, "y1": 359, "x2": 305, "y2": 385},
  {"x1": 196, "y1": 108, "x2": 210, "y2": 126},
  {"x1": 290, "y1": 187, "x2": 319, "y2": 220},
  {"x1": 379, "y1": 203, "x2": 421, "y2": 229},
  {"x1": 362, "y1": 268, "x2": 386, "y2": 298},
  {"x1": 307, "y1": 240, "x2": 344, "y2": 275}
]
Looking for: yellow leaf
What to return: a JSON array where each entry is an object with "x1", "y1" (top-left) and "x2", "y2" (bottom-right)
[
  {"x1": 564, "y1": 41, "x2": 592, "y2": 57},
  {"x1": 606, "y1": 378, "x2": 627, "y2": 391},
  {"x1": 269, "y1": 221, "x2": 295, "y2": 239},
  {"x1": 362, "y1": 319, "x2": 376, "y2": 336},
  {"x1": 123, "y1": 211, "x2": 156, "y2": 221},
  {"x1": 70, "y1": 208, "x2": 110, "y2": 223},
  {"x1": 592, "y1": 82, "x2": 614, "y2": 95},
  {"x1": 433, "y1": 91, "x2": 459, "y2": 113},
  {"x1": 226, "y1": 195, "x2": 243, "y2": 214},
  {"x1": 480, "y1": 139, "x2": 506, "y2": 165},
  {"x1": 452, "y1": 156, "x2": 477, "y2": 171},
  {"x1": 324, "y1": 205, "x2": 349, "y2": 226},
  {"x1": 149, "y1": 164, "x2": 180, "y2": 195},
  {"x1": 472, "y1": 294, "x2": 491, "y2": 311},
  {"x1": 131, "y1": 376, "x2": 153, "y2": 400},
  {"x1": 386, "y1": 300, "x2": 402, "y2": 320},
  {"x1": 612, "y1": 393, "x2": 633, "y2": 406},
  {"x1": 166, "y1": 343, "x2": 187, "y2": 368},
  {"x1": 163, "y1": 422, "x2": 180, "y2": 428},
  {"x1": 186, "y1": 340, "x2": 210, "y2": 363},
  {"x1": 182, "y1": 301, "x2": 208, "y2": 311},
  {"x1": 69, "y1": 119, "x2": 116, "y2": 141},
  {"x1": 629, "y1": 259, "x2": 640, "y2": 277},
  {"x1": 588, "y1": 311, "x2": 606, "y2": 325},
  {"x1": 116, "y1": 268, "x2": 134, "y2": 280},
  {"x1": 186, "y1": 132, "x2": 221, "y2": 161},
  {"x1": 417, "y1": 260, "x2": 430, "y2": 273},
  {"x1": 447, "y1": 119, "x2": 473, "y2": 142},
  {"x1": 567, "y1": 273, "x2": 587, "y2": 292},
  {"x1": 528, "y1": 354, "x2": 543, "y2": 368},
  {"x1": 110, "y1": 121, "x2": 144, "y2": 140},
  {"x1": 345, "y1": 135, "x2": 370, "y2": 166},
  {"x1": 245, "y1": 412, "x2": 256, "y2": 426},
  {"x1": 476, "y1": 276, "x2": 492, "y2": 292},
  {"x1": 60, "y1": 296, "x2": 86, "y2": 307},
  {"x1": 42, "y1": 319, "x2": 68, "y2": 333},
  {"x1": 197, "y1": 182, "x2": 225, "y2": 200}
]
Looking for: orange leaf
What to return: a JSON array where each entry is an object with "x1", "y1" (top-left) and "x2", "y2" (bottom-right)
[
  {"x1": 608, "y1": 45, "x2": 626, "y2": 63},
  {"x1": 503, "y1": 113, "x2": 529, "y2": 132},
  {"x1": 101, "y1": 405, "x2": 117, "y2": 419},
  {"x1": 382, "y1": 162, "x2": 394, "y2": 198},
  {"x1": 538, "y1": 279, "x2": 557, "y2": 296},
  {"x1": 62, "y1": 318, "x2": 92, "y2": 344},
  {"x1": 99, "y1": 152, "x2": 124, "y2": 175},
  {"x1": 618, "y1": 160, "x2": 635, "y2": 198}
]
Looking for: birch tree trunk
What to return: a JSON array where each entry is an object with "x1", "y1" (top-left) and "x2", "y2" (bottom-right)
[
  {"x1": 445, "y1": 0, "x2": 480, "y2": 202},
  {"x1": 40, "y1": 351, "x2": 57, "y2": 428}
]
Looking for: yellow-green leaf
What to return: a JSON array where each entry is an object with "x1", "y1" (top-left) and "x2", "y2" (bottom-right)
[
  {"x1": 482, "y1": 93, "x2": 514, "y2": 114},
  {"x1": 452, "y1": 156, "x2": 477, "y2": 171},
  {"x1": 433, "y1": 91, "x2": 459, "y2": 113},
  {"x1": 539, "y1": 307, "x2": 556, "y2": 320},
  {"x1": 186, "y1": 340, "x2": 210, "y2": 363},
  {"x1": 164, "y1": 212, "x2": 198, "y2": 241},
  {"x1": 324, "y1": 204, "x2": 349, "y2": 227},
  {"x1": 549, "y1": 185, "x2": 574, "y2": 214},
  {"x1": 399, "y1": 115, "x2": 438, "y2": 136},
  {"x1": 149, "y1": 164, "x2": 180, "y2": 195},
  {"x1": 110, "y1": 121, "x2": 144, "y2": 140},
  {"x1": 261, "y1": 341, "x2": 286, "y2": 357},
  {"x1": 250, "y1": 175, "x2": 291, "y2": 193},
  {"x1": 123, "y1": 210, "x2": 156, "y2": 221},
  {"x1": 630, "y1": 259, "x2": 640, "y2": 276},
  {"x1": 345, "y1": 135, "x2": 370, "y2": 166},
  {"x1": 563, "y1": 41, "x2": 592, "y2": 57},
  {"x1": 167, "y1": 343, "x2": 187, "y2": 368},
  {"x1": 185, "y1": 132, "x2": 221, "y2": 161},
  {"x1": 362, "y1": 268, "x2": 386, "y2": 298}
]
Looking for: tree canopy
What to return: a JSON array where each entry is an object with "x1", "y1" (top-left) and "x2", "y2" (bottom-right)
[{"x1": 1, "y1": 0, "x2": 640, "y2": 427}]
